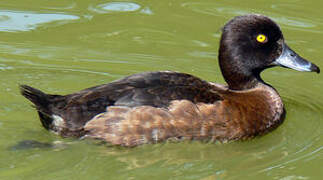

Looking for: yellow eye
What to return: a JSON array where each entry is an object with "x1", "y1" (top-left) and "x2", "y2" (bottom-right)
[{"x1": 256, "y1": 34, "x2": 267, "y2": 43}]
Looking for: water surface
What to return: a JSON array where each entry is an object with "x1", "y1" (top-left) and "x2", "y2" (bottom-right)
[{"x1": 0, "y1": 0, "x2": 322, "y2": 179}]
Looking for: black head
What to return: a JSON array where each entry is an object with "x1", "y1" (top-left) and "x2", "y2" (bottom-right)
[{"x1": 219, "y1": 14, "x2": 320, "y2": 90}]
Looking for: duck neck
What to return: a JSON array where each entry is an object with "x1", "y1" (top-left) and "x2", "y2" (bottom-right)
[
  {"x1": 219, "y1": 56, "x2": 264, "y2": 90},
  {"x1": 218, "y1": 38, "x2": 264, "y2": 90},
  {"x1": 222, "y1": 69, "x2": 262, "y2": 90}
]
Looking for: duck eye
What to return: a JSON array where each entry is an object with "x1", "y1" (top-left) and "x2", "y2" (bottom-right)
[{"x1": 256, "y1": 34, "x2": 268, "y2": 43}]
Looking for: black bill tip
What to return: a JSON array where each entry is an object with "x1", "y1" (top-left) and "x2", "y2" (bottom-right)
[{"x1": 311, "y1": 63, "x2": 320, "y2": 74}]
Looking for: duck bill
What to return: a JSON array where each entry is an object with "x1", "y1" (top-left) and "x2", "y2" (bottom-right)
[{"x1": 273, "y1": 44, "x2": 320, "y2": 73}]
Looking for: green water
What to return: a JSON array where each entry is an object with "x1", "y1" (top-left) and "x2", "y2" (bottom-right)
[{"x1": 0, "y1": 0, "x2": 322, "y2": 179}]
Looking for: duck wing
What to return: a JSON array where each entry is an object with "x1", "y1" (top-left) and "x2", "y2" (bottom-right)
[
  {"x1": 76, "y1": 71, "x2": 222, "y2": 106},
  {"x1": 21, "y1": 71, "x2": 223, "y2": 135}
]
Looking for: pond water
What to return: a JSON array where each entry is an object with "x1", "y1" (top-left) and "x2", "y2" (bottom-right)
[{"x1": 0, "y1": 0, "x2": 322, "y2": 179}]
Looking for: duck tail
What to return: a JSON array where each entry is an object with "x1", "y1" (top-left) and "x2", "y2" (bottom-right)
[
  {"x1": 20, "y1": 85, "x2": 57, "y2": 130},
  {"x1": 20, "y1": 85, "x2": 49, "y2": 108}
]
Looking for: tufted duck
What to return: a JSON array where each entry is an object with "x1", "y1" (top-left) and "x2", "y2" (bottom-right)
[{"x1": 20, "y1": 14, "x2": 320, "y2": 147}]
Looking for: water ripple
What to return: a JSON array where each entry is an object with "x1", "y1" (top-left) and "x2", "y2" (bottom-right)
[
  {"x1": 16, "y1": 64, "x2": 115, "y2": 77},
  {"x1": 90, "y1": 2, "x2": 142, "y2": 14},
  {"x1": 0, "y1": 63, "x2": 14, "y2": 71},
  {"x1": 0, "y1": 10, "x2": 79, "y2": 32},
  {"x1": 100, "y1": 2, "x2": 141, "y2": 12},
  {"x1": 181, "y1": 2, "x2": 322, "y2": 33}
]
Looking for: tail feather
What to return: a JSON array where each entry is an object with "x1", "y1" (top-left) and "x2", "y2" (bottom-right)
[
  {"x1": 20, "y1": 85, "x2": 53, "y2": 129},
  {"x1": 20, "y1": 85, "x2": 86, "y2": 136},
  {"x1": 20, "y1": 85, "x2": 49, "y2": 108}
]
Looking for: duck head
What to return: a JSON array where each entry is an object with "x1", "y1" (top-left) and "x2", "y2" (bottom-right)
[{"x1": 219, "y1": 14, "x2": 320, "y2": 90}]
